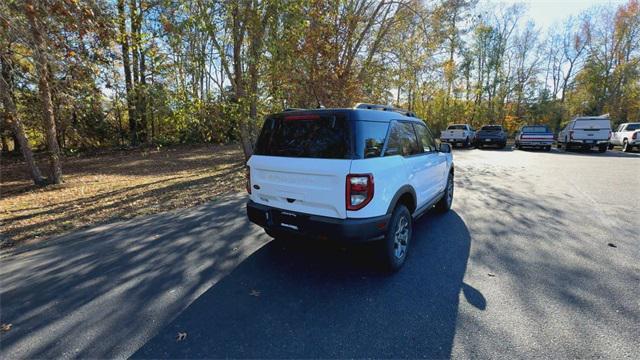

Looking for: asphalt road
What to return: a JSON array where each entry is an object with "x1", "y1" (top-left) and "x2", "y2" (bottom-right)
[{"x1": 1, "y1": 147, "x2": 639, "y2": 359}]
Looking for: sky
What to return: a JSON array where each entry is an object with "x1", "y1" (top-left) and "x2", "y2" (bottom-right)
[{"x1": 487, "y1": 0, "x2": 628, "y2": 29}]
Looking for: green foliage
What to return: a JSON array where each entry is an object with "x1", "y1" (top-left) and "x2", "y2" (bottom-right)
[{"x1": 2, "y1": 0, "x2": 639, "y2": 153}]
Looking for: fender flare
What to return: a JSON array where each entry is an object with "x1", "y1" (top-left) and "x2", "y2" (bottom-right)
[{"x1": 386, "y1": 185, "x2": 417, "y2": 215}]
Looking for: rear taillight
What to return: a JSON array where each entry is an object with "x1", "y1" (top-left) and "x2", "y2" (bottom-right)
[
  {"x1": 633, "y1": 132, "x2": 638, "y2": 140},
  {"x1": 346, "y1": 174, "x2": 374, "y2": 211},
  {"x1": 246, "y1": 166, "x2": 251, "y2": 194},
  {"x1": 569, "y1": 130, "x2": 574, "y2": 140}
]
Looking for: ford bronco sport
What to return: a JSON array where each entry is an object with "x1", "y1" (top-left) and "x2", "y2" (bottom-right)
[{"x1": 246, "y1": 104, "x2": 454, "y2": 271}]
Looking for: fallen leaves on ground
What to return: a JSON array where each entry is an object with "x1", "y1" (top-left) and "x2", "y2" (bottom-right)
[
  {"x1": 0, "y1": 144, "x2": 245, "y2": 246},
  {"x1": 1, "y1": 323, "x2": 12, "y2": 332}
]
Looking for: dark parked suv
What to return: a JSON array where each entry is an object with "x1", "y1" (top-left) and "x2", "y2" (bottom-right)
[{"x1": 475, "y1": 125, "x2": 507, "y2": 149}]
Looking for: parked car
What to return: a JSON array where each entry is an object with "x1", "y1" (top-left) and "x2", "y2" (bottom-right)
[
  {"x1": 557, "y1": 116, "x2": 611, "y2": 152},
  {"x1": 440, "y1": 124, "x2": 475, "y2": 148},
  {"x1": 514, "y1": 125, "x2": 554, "y2": 151},
  {"x1": 474, "y1": 125, "x2": 507, "y2": 149},
  {"x1": 246, "y1": 104, "x2": 455, "y2": 271},
  {"x1": 609, "y1": 122, "x2": 640, "y2": 152}
]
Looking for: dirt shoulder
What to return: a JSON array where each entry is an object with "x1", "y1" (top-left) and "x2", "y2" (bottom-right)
[{"x1": 0, "y1": 144, "x2": 245, "y2": 246}]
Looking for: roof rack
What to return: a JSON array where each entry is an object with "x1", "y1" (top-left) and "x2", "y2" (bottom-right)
[{"x1": 353, "y1": 103, "x2": 416, "y2": 118}]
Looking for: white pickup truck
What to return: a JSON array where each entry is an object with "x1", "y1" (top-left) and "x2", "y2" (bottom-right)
[
  {"x1": 557, "y1": 116, "x2": 612, "y2": 152},
  {"x1": 440, "y1": 124, "x2": 475, "y2": 148},
  {"x1": 610, "y1": 122, "x2": 640, "y2": 152}
]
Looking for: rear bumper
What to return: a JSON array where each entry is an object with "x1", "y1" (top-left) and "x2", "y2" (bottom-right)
[
  {"x1": 441, "y1": 137, "x2": 468, "y2": 143},
  {"x1": 476, "y1": 138, "x2": 506, "y2": 145},
  {"x1": 247, "y1": 200, "x2": 390, "y2": 242},
  {"x1": 568, "y1": 140, "x2": 608, "y2": 147},
  {"x1": 518, "y1": 140, "x2": 554, "y2": 146}
]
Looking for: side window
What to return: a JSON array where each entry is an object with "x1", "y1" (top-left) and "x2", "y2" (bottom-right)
[
  {"x1": 385, "y1": 121, "x2": 422, "y2": 156},
  {"x1": 413, "y1": 123, "x2": 436, "y2": 152}
]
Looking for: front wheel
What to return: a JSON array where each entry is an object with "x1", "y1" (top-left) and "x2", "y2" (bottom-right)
[
  {"x1": 379, "y1": 204, "x2": 412, "y2": 272},
  {"x1": 435, "y1": 171, "x2": 454, "y2": 213}
]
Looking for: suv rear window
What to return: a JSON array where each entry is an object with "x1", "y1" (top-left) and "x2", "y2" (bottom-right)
[
  {"x1": 355, "y1": 121, "x2": 389, "y2": 158},
  {"x1": 481, "y1": 126, "x2": 502, "y2": 131},
  {"x1": 447, "y1": 125, "x2": 466, "y2": 130},
  {"x1": 254, "y1": 114, "x2": 352, "y2": 159}
]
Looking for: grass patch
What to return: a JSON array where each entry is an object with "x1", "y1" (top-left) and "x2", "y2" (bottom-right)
[{"x1": 0, "y1": 144, "x2": 245, "y2": 246}]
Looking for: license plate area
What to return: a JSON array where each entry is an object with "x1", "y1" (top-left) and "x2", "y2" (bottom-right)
[{"x1": 271, "y1": 210, "x2": 302, "y2": 231}]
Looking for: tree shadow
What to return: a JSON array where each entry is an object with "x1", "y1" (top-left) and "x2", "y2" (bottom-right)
[
  {"x1": 0, "y1": 194, "x2": 270, "y2": 359},
  {"x1": 133, "y1": 210, "x2": 482, "y2": 359},
  {"x1": 551, "y1": 148, "x2": 640, "y2": 158}
]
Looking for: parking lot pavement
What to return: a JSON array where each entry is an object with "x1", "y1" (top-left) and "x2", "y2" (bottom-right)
[
  {"x1": 2, "y1": 148, "x2": 639, "y2": 359},
  {"x1": 0, "y1": 194, "x2": 271, "y2": 359}
]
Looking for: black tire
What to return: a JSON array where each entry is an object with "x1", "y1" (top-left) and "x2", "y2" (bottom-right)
[
  {"x1": 464, "y1": 137, "x2": 470, "y2": 148},
  {"x1": 514, "y1": 142, "x2": 519, "y2": 149},
  {"x1": 379, "y1": 204, "x2": 412, "y2": 272},
  {"x1": 608, "y1": 143, "x2": 614, "y2": 150},
  {"x1": 435, "y1": 171, "x2": 454, "y2": 213},
  {"x1": 598, "y1": 145, "x2": 607, "y2": 153},
  {"x1": 622, "y1": 139, "x2": 632, "y2": 152},
  {"x1": 499, "y1": 142, "x2": 506, "y2": 149},
  {"x1": 544, "y1": 146, "x2": 551, "y2": 152}
]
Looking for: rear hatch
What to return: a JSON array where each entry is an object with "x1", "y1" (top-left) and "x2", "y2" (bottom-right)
[
  {"x1": 248, "y1": 112, "x2": 353, "y2": 219},
  {"x1": 572, "y1": 118, "x2": 611, "y2": 141}
]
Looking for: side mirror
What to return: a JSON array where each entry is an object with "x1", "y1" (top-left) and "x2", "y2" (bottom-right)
[{"x1": 439, "y1": 143, "x2": 452, "y2": 153}]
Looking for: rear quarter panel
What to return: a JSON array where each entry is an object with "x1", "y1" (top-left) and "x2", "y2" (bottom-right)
[{"x1": 347, "y1": 156, "x2": 409, "y2": 219}]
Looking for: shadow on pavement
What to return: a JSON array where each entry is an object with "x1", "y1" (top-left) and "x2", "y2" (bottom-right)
[
  {"x1": 0, "y1": 194, "x2": 268, "y2": 359},
  {"x1": 134, "y1": 210, "x2": 482, "y2": 358},
  {"x1": 550, "y1": 148, "x2": 640, "y2": 158}
]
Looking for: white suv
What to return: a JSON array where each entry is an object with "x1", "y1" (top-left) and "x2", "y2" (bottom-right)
[{"x1": 246, "y1": 104, "x2": 454, "y2": 271}]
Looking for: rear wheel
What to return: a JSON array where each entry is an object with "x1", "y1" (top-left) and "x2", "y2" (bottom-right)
[
  {"x1": 622, "y1": 139, "x2": 632, "y2": 152},
  {"x1": 464, "y1": 137, "x2": 470, "y2": 148},
  {"x1": 379, "y1": 204, "x2": 412, "y2": 272},
  {"x1": 598, "y1": 145, "x2": 607, "y2": 153}
]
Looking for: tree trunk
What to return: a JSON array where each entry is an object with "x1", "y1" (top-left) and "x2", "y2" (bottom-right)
[
  {"x1": 231, "y1": 2, "x2": 253, "y2": 161},
  {"x1": 24, "y1": 0, "x2": 62, "y2": 184},
  {"x1": 0, "y1": 53, "x2": 45, "y2": 185},
  {"x1": 137, "y1": 1, "x2": 148, "y2": 144},
  {"x1": 117, "y1": 0, "x2": 136, "y2": 146}
]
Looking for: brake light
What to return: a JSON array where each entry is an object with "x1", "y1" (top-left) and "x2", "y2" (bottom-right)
[
  {"x1": 633, "y1": 132, "x2": 638, "y2": 140},
  {"x1": 284, "y1": 115, "x2": 320, "y2": 121},
  {"x1": 246, "y1": 166, "x2": 251, "y2": 194},
  {"x1": 569, "y1": 130, "x2": 574, "y2": 140},
  {"x1": 346, "y1": 174, "x2": 374, "y2": 211}
]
